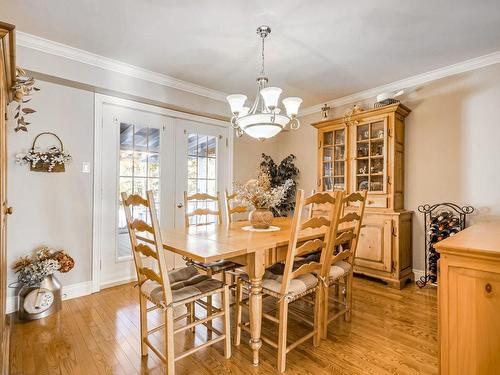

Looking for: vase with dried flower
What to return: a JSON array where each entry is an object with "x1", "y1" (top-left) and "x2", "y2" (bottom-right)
[
  {"x1": 233, "y1": 167, "x2": 293, "y2": 229},
  {"x1": 12, "y1": 246, "x2": 75, "y2": 320}
]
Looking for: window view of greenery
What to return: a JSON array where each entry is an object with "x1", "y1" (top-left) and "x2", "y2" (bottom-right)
[
  {"x1": 187, "y1": 133, "x2": 217, "y2": 225},
  {"x1": 118, "y1": 123, "x2": 160, "y2": 257}
]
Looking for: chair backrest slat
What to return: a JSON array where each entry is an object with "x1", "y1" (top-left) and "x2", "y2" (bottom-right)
[
  {"x1": 124, "y1": 194, "x2": 149, "y2": 207},
  {"x1": 184, "y1": 191, "x2": 223, "y2": 227},
  {"x1": 279, "y1": 190, "x2": 341, "y2": 296},
  {"x1": 224, "y1": 189, "x2": 248, "y2": 223},
  {"x1": 301, "y1": 216, "x2": 331, "y2": 231},
  {"x1": 136, "y1": 243, "x2": 158, "y2": 259},
  {"x1": 130, "y1": 219, "x2": 155, "y2": 234},
  {"x1": 122, "y1": 192, "x2": 174, "y2": 305},
  {"x1": 140, "y1": 266, "x2": 163, "y2": 285},
  {"x1": 307, "y1": 190, "x2": 336, "y2": 219},
  {"x1": 327, "y1": 191, "x2": 367, "y2": 268},
  {"x1": 291, "y1": 262, "x2": 322, "y2": 279},
  {"x1": 295, "y1": 239, "x2": 324, "y2": 257}
]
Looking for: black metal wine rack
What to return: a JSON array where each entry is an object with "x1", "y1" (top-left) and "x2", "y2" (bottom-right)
[{"x1": 416, "y1": 203, "x2": 474, "y2": 288}]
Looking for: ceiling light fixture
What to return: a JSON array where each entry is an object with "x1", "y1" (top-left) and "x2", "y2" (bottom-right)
[{"x1": 226, "y1": 26, "x2": 302, "y2": 141}]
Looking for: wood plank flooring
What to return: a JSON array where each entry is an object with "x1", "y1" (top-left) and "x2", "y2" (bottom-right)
[{"x1": 9, "y1": 278, "x2": 437, "y2": 375}]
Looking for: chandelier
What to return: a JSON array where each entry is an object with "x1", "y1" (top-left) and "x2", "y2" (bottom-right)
[{"x1": 226, "y1": 26, "x2": 302, "y2": 141}]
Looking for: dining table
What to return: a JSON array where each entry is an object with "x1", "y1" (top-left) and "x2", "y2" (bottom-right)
[{"x1": 144, "y1": 216, "x2": 351, "y2": 366}]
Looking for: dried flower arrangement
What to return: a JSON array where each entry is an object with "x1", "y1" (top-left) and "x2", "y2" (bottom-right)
[
  {"x1": 16, "y1": 132, "x2": 72, "y2": 172},
  {"x1": 233, "y1": 167, "x2": 293, "y2": 210},
  {"x1": 12, "y1": 67, "x2": 39, "y2": 132},
  {"x1": 13, "y1": 247, "x2": 75, "y2": 287}
]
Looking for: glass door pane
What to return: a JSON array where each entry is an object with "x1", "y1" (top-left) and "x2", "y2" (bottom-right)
[
  {"x1": 322, "y1": 128, "x2": 346, "y2": 191},
  {"x1": 187, "y1": 133, "x2": 218, "y2": 225},
  {"x1": 333, "y1": 128, "x2": 346, "y2": 190},
  {"x1": 355, "y1": 120, "x2": 387, "y2": 192},
  {"x1": 118, "y1": 122, "x2": 161, "y2": 259}
]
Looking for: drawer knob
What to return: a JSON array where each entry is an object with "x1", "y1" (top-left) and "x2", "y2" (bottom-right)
[
  {"x1": 368, "y1": 200, "x2": 374, "y2": 205},
  {"x1": 485, "y1": 283, "x2": 492, "y2": 294}
]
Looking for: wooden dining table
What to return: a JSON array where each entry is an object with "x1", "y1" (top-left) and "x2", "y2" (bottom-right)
[{"x1": 147, "y1": 216, "x2": 349, "y2": 366}]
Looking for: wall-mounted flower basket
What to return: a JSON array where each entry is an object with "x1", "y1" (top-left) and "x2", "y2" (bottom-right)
[{"x1": 16, "y1": 132, "x2": 72, "y2": 173}]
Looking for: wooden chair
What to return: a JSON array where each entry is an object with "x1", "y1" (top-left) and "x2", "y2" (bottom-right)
[
  {"x1": 183, "y1": 191, "x2": 240, "y2": 329},
  {"x1": 234, "y1": 189, "x2": 340, "y2": 373},
  {"x1": 122, "y1": 191, "x2": 231, "y2": 374},
  {"x1": 321, "y1": 190, "x2": 367, "y2": 338},
  {"x1": 224, "y1": 189, "x2": 248, "y2": 223}
]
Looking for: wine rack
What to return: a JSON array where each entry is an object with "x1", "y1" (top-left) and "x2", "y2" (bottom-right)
[{"x1": 416, "y1": 203, "x2": 474, "y2": 288}]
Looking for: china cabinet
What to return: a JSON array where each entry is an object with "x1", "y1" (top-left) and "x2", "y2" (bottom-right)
[{"x1": 313, "y1": 103, "x2": 412, "y2": 288}]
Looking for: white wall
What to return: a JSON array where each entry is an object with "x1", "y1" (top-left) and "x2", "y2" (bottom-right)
[
  {"x1": 7, "y1": 80, "x2": 94, "y2": 298},
  {"x1": 5, "y1": 46, "x2": 277, "y2": 312},
  {"x1": 279, "y1": 63, "x2": 500, "y2": 272}
]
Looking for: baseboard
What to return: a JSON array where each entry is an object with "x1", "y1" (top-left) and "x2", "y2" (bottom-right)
[
  {"x1": 100, "y1": 276, "x2": 136, "y2": 290},
  {"x1": 6, "y1": 280, "x2": 93, "y2": 314},
  {"x1": 412, "y1": 269, "x2": 425, "y2": 281}
]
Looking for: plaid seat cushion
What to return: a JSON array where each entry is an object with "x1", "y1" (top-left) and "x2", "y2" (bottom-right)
[
  {"x1": 192, "y1": 259, "x2": 241, "y2": 273},
  {"x1": 329, "y1": 261, "x2": 351, "y2": 281},
  {"x1": 141, "y1": 266, "x2": 224, "y2": 306},
  {"x1": 240, "y1": 266, "x2": 318, "y2": 300}
]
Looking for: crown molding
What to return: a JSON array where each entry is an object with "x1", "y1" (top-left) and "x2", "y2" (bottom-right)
[
  {"x1": 300, "y1": 50, "x2": 500, "y2": 116},
  {"x1": 16, "y1": 31, "x2": 228, "y2": 102}
]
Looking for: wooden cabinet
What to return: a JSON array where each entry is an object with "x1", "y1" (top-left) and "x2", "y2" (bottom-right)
[
  {"x1": 313, "y1": 104, "x2": 413, "y2": 288},
  {"x1": 435, "y1": 222, "x2": 500, "y2": 374},
  {"x1": 0, "y1": 20, "x2": 15, "y2": 375}
]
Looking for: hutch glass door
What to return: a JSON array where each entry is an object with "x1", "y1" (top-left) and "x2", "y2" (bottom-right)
[
  {"x1": 355, "y1": 120, "x2": 387, "y2": 193},
  {"x1": 322, "y1": 127, "x2": 346, "y2": 191}
]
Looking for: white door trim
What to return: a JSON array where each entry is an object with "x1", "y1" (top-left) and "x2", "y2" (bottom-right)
[{"x1": 92, "y1": 93, "x2": 233, "y2": 293}]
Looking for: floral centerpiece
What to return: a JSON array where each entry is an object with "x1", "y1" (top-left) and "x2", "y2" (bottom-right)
[
  {"x1": 13, "y1": 246, "x2": 75, "y2": 287},
  {"x1": 233, "y1": 167, "x2": 293, "y2": 229}
]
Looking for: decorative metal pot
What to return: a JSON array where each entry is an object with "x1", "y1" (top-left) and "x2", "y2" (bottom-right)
[
  {"x1": 18, "y1": 274, "x2": 62, "y2": 321},
  {"x1": 249, "y1": 208, "x2": 274, "y2": 229}
]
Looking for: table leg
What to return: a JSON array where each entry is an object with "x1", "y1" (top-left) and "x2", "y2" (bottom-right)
[{"x1": 247, "y1": 249, "x2": 266, "y2": 366}]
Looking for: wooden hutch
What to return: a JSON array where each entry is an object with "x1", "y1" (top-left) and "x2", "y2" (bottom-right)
[{"x1": 312, "y1": 103, "x2": 412, "y2": 288}]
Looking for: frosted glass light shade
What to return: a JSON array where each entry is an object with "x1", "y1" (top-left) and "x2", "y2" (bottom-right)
[
  {"x1": 238, "y1": 113, "x2": 289, "y2": 139},
  {"x1": 282, "y1": 97, "x2": 303, "y2": 116},
  {"x1": 226, "y1": 94, "x2": 247, "y2": 114},
  {"x1": 260, "y1": 87, "x2": 282, "y2": 109}
]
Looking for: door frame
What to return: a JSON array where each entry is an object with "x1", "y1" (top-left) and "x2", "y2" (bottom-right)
[{"x1": 92, "y1": 94, "x2": 233, "y2": 293}]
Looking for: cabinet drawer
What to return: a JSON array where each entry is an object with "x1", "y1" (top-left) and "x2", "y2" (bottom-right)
[{"x1": 351, "y1": 195, "x2": 387, "y2": 208}]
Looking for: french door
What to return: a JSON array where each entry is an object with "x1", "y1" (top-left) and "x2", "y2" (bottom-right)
[
  {"x1": 174, "y1": 120, "x2": 229, "y2": 231},
  {"x1": 96, "y1": 97, "x2": 231, "y2": 289}
]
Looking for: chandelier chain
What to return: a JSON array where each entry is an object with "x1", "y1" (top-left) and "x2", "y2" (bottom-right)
[{"x1": 260, "y1": 34, "x2": 265, "y2": 76}]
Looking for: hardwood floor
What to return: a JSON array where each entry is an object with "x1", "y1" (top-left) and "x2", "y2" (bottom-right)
[{"x1": 9, "y1": 278, "x2": 437, "y2": 375}]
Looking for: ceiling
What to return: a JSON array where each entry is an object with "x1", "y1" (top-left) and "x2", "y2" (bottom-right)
[{"x1": 2, "y1": 0, "x2": 500, "y2": 107}]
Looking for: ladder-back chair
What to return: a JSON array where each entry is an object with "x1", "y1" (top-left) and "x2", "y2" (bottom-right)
[
  {"x1": 321, "y1": 190, "x2": 367, "y2": 338},
  {"x1": 122, "y1": 191, "x2": 231, "y2": 374},
  {"x1": 224, "y1": 189, "x2": 248, "y2": 223},
  {"x1": 234, "y1": 189, "x2": 340, "y2": 373},
  {"x1": 183, "y1": 191, "x2": 240, "y2": 329}
]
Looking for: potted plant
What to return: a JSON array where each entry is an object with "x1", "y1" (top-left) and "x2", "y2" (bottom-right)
[{"x1": 234, "y1": 167, "x2": 293, "y2": 229}]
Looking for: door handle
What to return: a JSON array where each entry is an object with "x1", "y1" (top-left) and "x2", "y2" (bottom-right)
[
  {"x1": 5, "y1": 206, "x2": 13, "y2": 215},
  {"x1": 177, "y1": 203, "x2": 183, "y2": 208}
]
